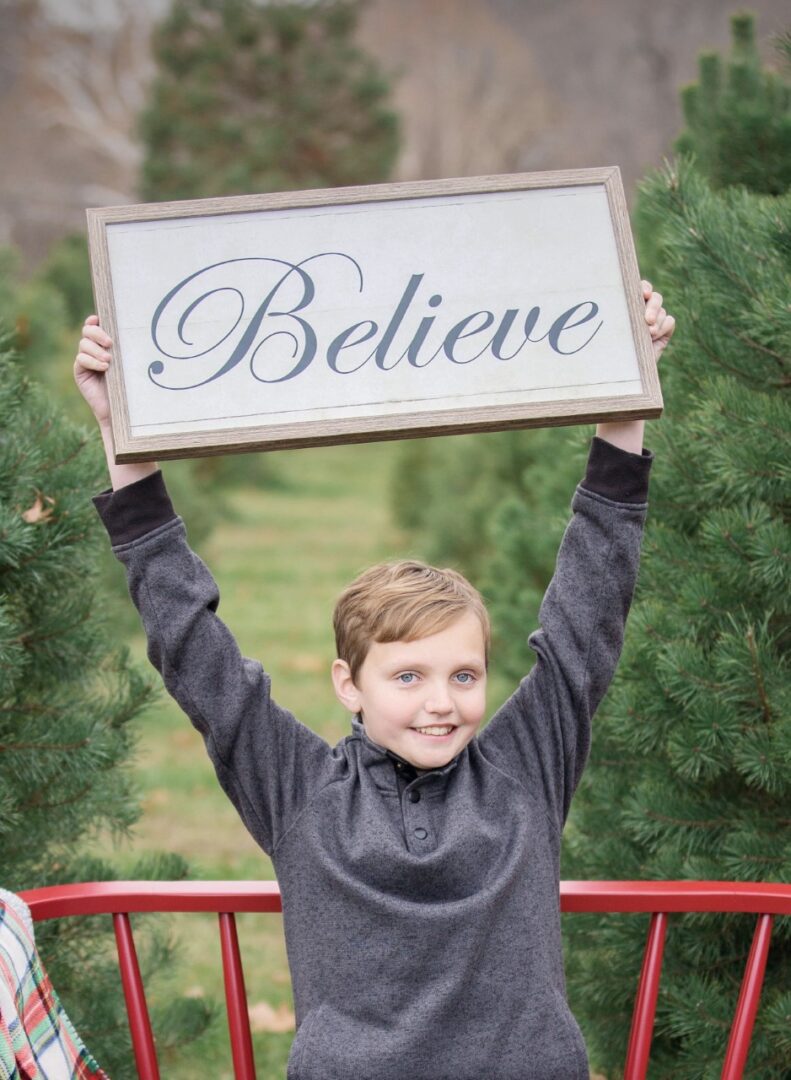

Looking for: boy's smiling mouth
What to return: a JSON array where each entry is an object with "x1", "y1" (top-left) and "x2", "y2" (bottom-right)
[{"x1": 412, "y1": 725, "x2": 457, "y2": 737}]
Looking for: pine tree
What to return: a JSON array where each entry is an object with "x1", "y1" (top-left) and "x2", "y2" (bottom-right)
[
  {"x1": 635, "y1": 13, "x2": 791, "y2": 277},
  {"x1": 0, "y1": 337, "x2": 212, "y2": 1077},
  {"x1": 555, "y1": 25, "x2": 791, "y2": 1075},
  {"x1": 562, "y1": 159, "x2": 790, "y2": 1079},
  {"x1": 676, "y1": 13, "x2": 791, "y2": 196},
  {"x1": 388, "y1": 15, "x2": 791, "y2": 1077},
  {"x1": 139, "y1": 0, "x2": 399, "y2": 202}
]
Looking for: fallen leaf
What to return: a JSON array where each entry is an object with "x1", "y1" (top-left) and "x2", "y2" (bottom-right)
[
  {"x1": 248, "y1": 1000, "x2": 295, "y2": 1033},
  {"x1": 21, "y1": 493, "x2": 55, "y2": 524}
]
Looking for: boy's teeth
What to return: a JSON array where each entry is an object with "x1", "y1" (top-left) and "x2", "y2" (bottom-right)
[{"x1": 415, "y1": 725, "x2": 454, "y2": 736}]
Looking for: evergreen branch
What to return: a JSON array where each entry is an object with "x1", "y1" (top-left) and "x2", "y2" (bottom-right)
[
  {"x1": 1, "y1": 535, "x2": 85, "y2": 575},
  {"x1": 3, "y1": 419, "x2": 84, "y2": 483},
  {"x1": 15, "y1": 609, "x2": 92, "y2": 648},
  {"x1": 715, "y1": 402, "x2": 791, "y2": 442},
  {"x1": 665, "y1": 661, "x2": 728, "y2": 694},
  {"x1": 745, "y1": 624, "x2": 772, "y2": 722},
  {"x1": 653, "y1": 553, "x2": 697, "y2": 574},
  {"x1": 36, "y1": 435, "x2": 92, "y2": 475},
  {"x1": 663, "y1": 977, "x2": 737, "y2": 1047},
  {"x1": 735, "y1": 852, "x2": 785, "y2": 865},
  {"x1": 690, "y1": 943, "x2": 770, "y2": 979},
  {"x1": 689, "y1": 315, "x2": 769, "y2": 389},
  {"x1": 643, "y1": 623, "x2": 676, "y2": 646},
  {"x1": 720, "y1": 529, "x2": 750, "y2": 560},
  {"x1": 684, "y1": 224, "x2": 783, "y2": 329},
  {"x1": 731, "y1": 326, "x2": 790, "y2": 373},
  {"x1": 0, "y1": 737, "x2": 91, "y2": 752},
  {"x1": 653, "y1": 416, "x2": 712, "y2": 502},
  {"x1": 22, "y1": 784, "x2": 92, "y2": 810},
  {"x1": 685, "y1": 224, "x2": 762, "y2": 303},
  {"x1": 645, "y1": 810, "x2": 730, "y2": 828},
  {"x1": 0, "y1": 703, "x2": 59, "y2": 716}
]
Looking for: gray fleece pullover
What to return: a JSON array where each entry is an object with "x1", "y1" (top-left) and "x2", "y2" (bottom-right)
[{"x1": 94, "y1": 435, "x2": 652, "y2": 1080}]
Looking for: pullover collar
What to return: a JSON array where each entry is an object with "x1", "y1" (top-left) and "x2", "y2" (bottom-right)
[{"x1": 349, "y1": 715, "x2": 462, "y2": 792}]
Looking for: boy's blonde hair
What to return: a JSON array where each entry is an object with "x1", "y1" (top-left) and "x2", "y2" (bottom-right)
[{"x1": 333, "y1": 560, "x2": 491, "y2": 682}]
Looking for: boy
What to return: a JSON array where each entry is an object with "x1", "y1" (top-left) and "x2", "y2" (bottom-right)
[{"x1": 75, "y1": 284, "x2": 674, "y2": 1080}]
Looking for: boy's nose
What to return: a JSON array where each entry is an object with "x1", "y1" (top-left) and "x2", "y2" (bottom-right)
[{"x1": 425, "y1": 688, "x2": 453, "y2": 715}]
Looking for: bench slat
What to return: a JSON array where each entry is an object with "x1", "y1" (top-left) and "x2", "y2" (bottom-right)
[
  {"x1": 113, "y1": 912, "x2": 160, "y2": 1080},
  {"x1": 219, "y1": 911, "x2": 257, "y2": 1080},
  {"x1": 721, "y1": 913, "x2": 774, "y2": 1080},
  {"x1": 624, "y1": 911, "x2": 668, "y2": 1079}
]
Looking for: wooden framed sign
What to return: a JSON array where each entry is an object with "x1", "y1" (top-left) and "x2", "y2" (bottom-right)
[{"x1": 87, "y1": 167, "x2": 662, "y2": 462}]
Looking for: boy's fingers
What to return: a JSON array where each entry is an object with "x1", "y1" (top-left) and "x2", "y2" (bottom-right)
[
  {"x1": 649, "y1": 307, "x2": 667, "y2": 335},
  {"x1": 82, "y1": 322, "x2": 113, "y2": 348},
  {"x1": 76, "y1": 350, "x2": 109, "y2": 371},
  {"x1": 76, "y1": 338, "x2": 111, "y2": 369},
  {"x1": 79, "y1": 336, "x2": 111, "y2": 361},
  {"x1": 641, "y1": 279, "x2": 653, "y2": 297},
  {"x1": 645, "y1": 292, "x2": 663, "y2": 323},
  {"x1": 651, "y1": 313, "x2": 675, "y2": 342}
]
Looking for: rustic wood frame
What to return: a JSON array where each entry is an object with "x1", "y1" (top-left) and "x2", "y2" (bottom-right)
[{"x1": 87, "y1": 167, "x2": 661, "y2": 462}]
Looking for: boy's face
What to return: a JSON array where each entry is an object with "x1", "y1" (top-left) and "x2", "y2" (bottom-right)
[{"x1": 332, "y1": 611, "x2": 487, "y2": 770}]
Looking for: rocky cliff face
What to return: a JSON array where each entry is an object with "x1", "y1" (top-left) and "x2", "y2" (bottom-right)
[{"x1": 358, "y1": 0, "x2": 789, "y2": 189}]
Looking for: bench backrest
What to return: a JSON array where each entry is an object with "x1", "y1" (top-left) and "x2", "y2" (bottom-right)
[{"x1": 19, "y1": 879, "x2": 791, "y2": 1080}]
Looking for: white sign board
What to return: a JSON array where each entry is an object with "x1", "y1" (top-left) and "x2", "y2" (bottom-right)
[{"x1": 87, "y1": 168, "x2": 661, "y2": 461}]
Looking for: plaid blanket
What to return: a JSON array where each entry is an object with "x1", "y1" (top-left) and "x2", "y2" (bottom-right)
[{"x1": 0, "y1": 895, "x2": 107, "y2": 1079}]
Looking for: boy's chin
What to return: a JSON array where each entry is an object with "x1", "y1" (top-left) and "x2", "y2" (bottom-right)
[{"x1": 401, "y1": 729, "x2": 461, "y2": 768}]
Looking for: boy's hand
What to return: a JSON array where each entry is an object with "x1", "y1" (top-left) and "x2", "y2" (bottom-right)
[
  {"x1": 74, "y1": 314, "x2": 158, "y2": 489},
  {"x1": 74, "y1": 315, "x2": 112, "y2": 426},
  {"x1": 642, "y1": 280, "x2": 675, "y2": 361},
  {"x1": 595, "y1": 281, "x2": 674, "y2": 454}
]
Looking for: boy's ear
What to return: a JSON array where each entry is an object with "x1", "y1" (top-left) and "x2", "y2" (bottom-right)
[{"x1": 331, "y1": 659, "x2": 361, "y2": 713}]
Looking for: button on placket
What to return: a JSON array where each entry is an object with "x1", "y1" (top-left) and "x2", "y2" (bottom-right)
[{"x1": 403, "y1": 781, "x2": 432, "y2": 849}]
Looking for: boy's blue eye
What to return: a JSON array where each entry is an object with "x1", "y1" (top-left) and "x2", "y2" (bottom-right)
[
  {"x1": 397, "y1": 673, "x2": 417, "y2": 684},
  {"x1": 455, "y1": 672, "x2": 475, "y2": 684}
]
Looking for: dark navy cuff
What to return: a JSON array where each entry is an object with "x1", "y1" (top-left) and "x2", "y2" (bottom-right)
[
  {"x1": 580, "y1": 436, "x2": 653, "y2": 504},
  {"x1": 93, "y1": 470, "x2": 176, "y2": 546}
]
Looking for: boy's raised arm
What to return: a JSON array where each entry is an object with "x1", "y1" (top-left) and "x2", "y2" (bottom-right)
[
  {"x1": 74, "y1": 318, "x2": 338, "y2": 856},
  {"x1": 477, "y1": 283, "x2": 673, "y2": 831}
]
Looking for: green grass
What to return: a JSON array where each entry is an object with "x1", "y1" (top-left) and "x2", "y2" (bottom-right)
[{"x1": 85, "y1": 439, "x2": 514, "y2": 1077}]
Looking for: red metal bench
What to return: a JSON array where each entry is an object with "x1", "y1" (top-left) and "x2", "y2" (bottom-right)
[{"x1": 18, "y1": 880, "x2": 790, "y2": 1080}]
